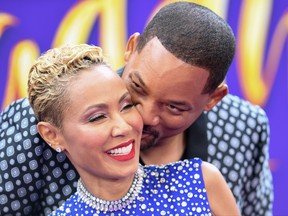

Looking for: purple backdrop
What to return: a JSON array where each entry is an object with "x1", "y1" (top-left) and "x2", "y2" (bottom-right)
[{"x1": 0, "y1": 1, "x2": 287, "y2": 215}]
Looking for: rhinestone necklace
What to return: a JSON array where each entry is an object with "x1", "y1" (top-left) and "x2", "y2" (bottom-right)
[{"x1": 77, "y1": 165, "x2": 144, "y2": 213}]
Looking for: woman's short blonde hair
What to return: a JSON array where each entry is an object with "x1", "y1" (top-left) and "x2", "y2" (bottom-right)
[{"x1": 28, "y1": 44, "x2": 108, "y2": 128}]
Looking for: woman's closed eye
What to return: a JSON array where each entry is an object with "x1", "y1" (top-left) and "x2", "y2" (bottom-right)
[
  {"x1": 121, "y1": 102, "x2": 135, "y2": 112},
  {"x1": 88, "y1": 114, "x2": 106, "y2": 122}
]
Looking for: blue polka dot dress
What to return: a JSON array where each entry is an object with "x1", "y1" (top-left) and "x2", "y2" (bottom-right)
[{"x1": 50, "y1": 158, "x2": 212, "y2": 215}]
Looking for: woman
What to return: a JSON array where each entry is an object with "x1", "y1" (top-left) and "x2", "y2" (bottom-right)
[{"x1": 28, "y1": 44, "x2": 240, "y2": 215}]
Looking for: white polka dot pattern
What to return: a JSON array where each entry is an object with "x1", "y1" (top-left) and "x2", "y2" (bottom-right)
[
  {"x1": 205, "y1": 94, "x2": 273, "y2": 216},
  {"x1": 50, "y1": 159, "x2": 212, "y2": 215},
  {"x1": 0, "y1": 98, "x2": 79, "y2": 216}
]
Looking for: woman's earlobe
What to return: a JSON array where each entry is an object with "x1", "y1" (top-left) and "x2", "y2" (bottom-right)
[{"x1": 37, "y1": 122, "x2": 63, "y2": 151}]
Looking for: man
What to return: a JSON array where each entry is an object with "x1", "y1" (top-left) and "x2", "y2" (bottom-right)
[
  {"x1": 0, "y1": 2, "x2": 272, "y2": 216},
  {"x1": 120, "y1": 3, "x2": 272, "y2": 216}
]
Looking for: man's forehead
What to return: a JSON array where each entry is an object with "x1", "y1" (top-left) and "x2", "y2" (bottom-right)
[{"x1": 133, "y1": 40, "x2": 191, "y2": 76}]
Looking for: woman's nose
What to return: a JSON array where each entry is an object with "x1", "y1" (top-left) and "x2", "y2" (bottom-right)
[{"x1": 111, "y1": 115, "x2": 133, "y2": 137}]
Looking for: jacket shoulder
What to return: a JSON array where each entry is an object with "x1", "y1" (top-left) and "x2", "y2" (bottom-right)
[{"x1": 208, "y1": 94, "x2": 268, "y2": 122}]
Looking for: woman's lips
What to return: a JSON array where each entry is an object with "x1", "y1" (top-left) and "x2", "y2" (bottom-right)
[{"x1": 106, "y1": 140, "x2": 136, "y2": 161}]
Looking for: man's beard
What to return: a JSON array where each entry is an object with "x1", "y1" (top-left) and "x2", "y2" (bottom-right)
[{"x1": 140, "y1": 125, "x2": 159, "y2": 151}]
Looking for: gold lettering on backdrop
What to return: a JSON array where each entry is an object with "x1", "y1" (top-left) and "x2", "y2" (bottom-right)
[
  {"x1": 2, "y1": 40, "x2": 39, "y2": 108},
  {"x1": 52, "y1": 0, "x2": 126, "y2": 70},
  {"x1": 1, "y1": 1, "x2": 287, "y2": 108},
  {"x1": 238, "y1": 0, "x2": 288, "y2": 106},
  {"x1": 0, "y1": 13, "x2": 18, "y2": 109},
  {"x1": 1, "y1": 0, "x2": 126, "y2": 108},
  {"x1": 0, "y1": 13, "x2": 17, "y2": 36},
  {"x1": 238, "y1": 0, "x2": 272, "y2": 106}
]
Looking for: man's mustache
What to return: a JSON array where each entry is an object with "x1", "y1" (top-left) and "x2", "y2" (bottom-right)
[{"x1": 142, "y1": 125, "x2": 159, "y2": 137}]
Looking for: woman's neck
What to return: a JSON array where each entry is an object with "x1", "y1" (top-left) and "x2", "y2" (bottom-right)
[
  {"x1": 140, "y1": 132, "x2": 185, "y2": 165},
  {"x1": 80, "y1": 172, "x2": 135, "y2": 201},
  {"x1": 77, "y1": 166, "x2": 144, "y2": 212}
]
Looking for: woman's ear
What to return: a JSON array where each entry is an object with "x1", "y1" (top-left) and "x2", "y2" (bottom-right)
[
  {"x1": 204, "y1": 83, "x2": 228, "y2": 111},
  {"x1": 37, "y1": 122, "x2": 64, "y2": 152},
  {"x1": 124, "y1": 32, "x2": 140, "y2": 64}
]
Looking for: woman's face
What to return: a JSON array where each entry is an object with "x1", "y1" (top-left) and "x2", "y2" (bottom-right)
[{"x1": 56, "y1": 65, "x2": 143, "y2": 182}]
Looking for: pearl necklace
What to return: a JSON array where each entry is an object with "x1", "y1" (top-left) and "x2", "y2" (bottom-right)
[{"x1": 77, "y1": 165, "x2": 144, "y2": 213}]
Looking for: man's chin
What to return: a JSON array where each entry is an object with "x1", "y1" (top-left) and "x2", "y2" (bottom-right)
[{"x1": 140, "y1": 138, "x2": 156, "y2": 151}]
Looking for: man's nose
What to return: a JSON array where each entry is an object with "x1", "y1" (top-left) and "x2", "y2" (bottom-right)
[{"x1": 136, "y1": 103, "x2": 160, "y2": 126}]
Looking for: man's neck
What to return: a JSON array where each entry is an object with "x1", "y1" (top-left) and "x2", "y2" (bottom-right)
[{"x1": 140, "y1": 132, "x2": 185, "y2": 165}]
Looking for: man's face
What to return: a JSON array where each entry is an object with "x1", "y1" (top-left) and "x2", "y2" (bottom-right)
[{"x1": 122, "y1": 36, "x2": 216, "y2": 150}]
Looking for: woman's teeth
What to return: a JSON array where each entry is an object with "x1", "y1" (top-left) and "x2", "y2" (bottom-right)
[{"x1": 108, "y1": 143, "x2": 132, "y2": 155}]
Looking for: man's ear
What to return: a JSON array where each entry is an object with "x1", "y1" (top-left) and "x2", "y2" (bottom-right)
[
  {"x1": 37, "y1": 122, "x2": 64, "y2": 151},
  {"x1": 124, "y1": 32, "x2": 140, "y2": 64},
  {"x1": 204, "y1": 83, "x2": 228, "y2": 111}
]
